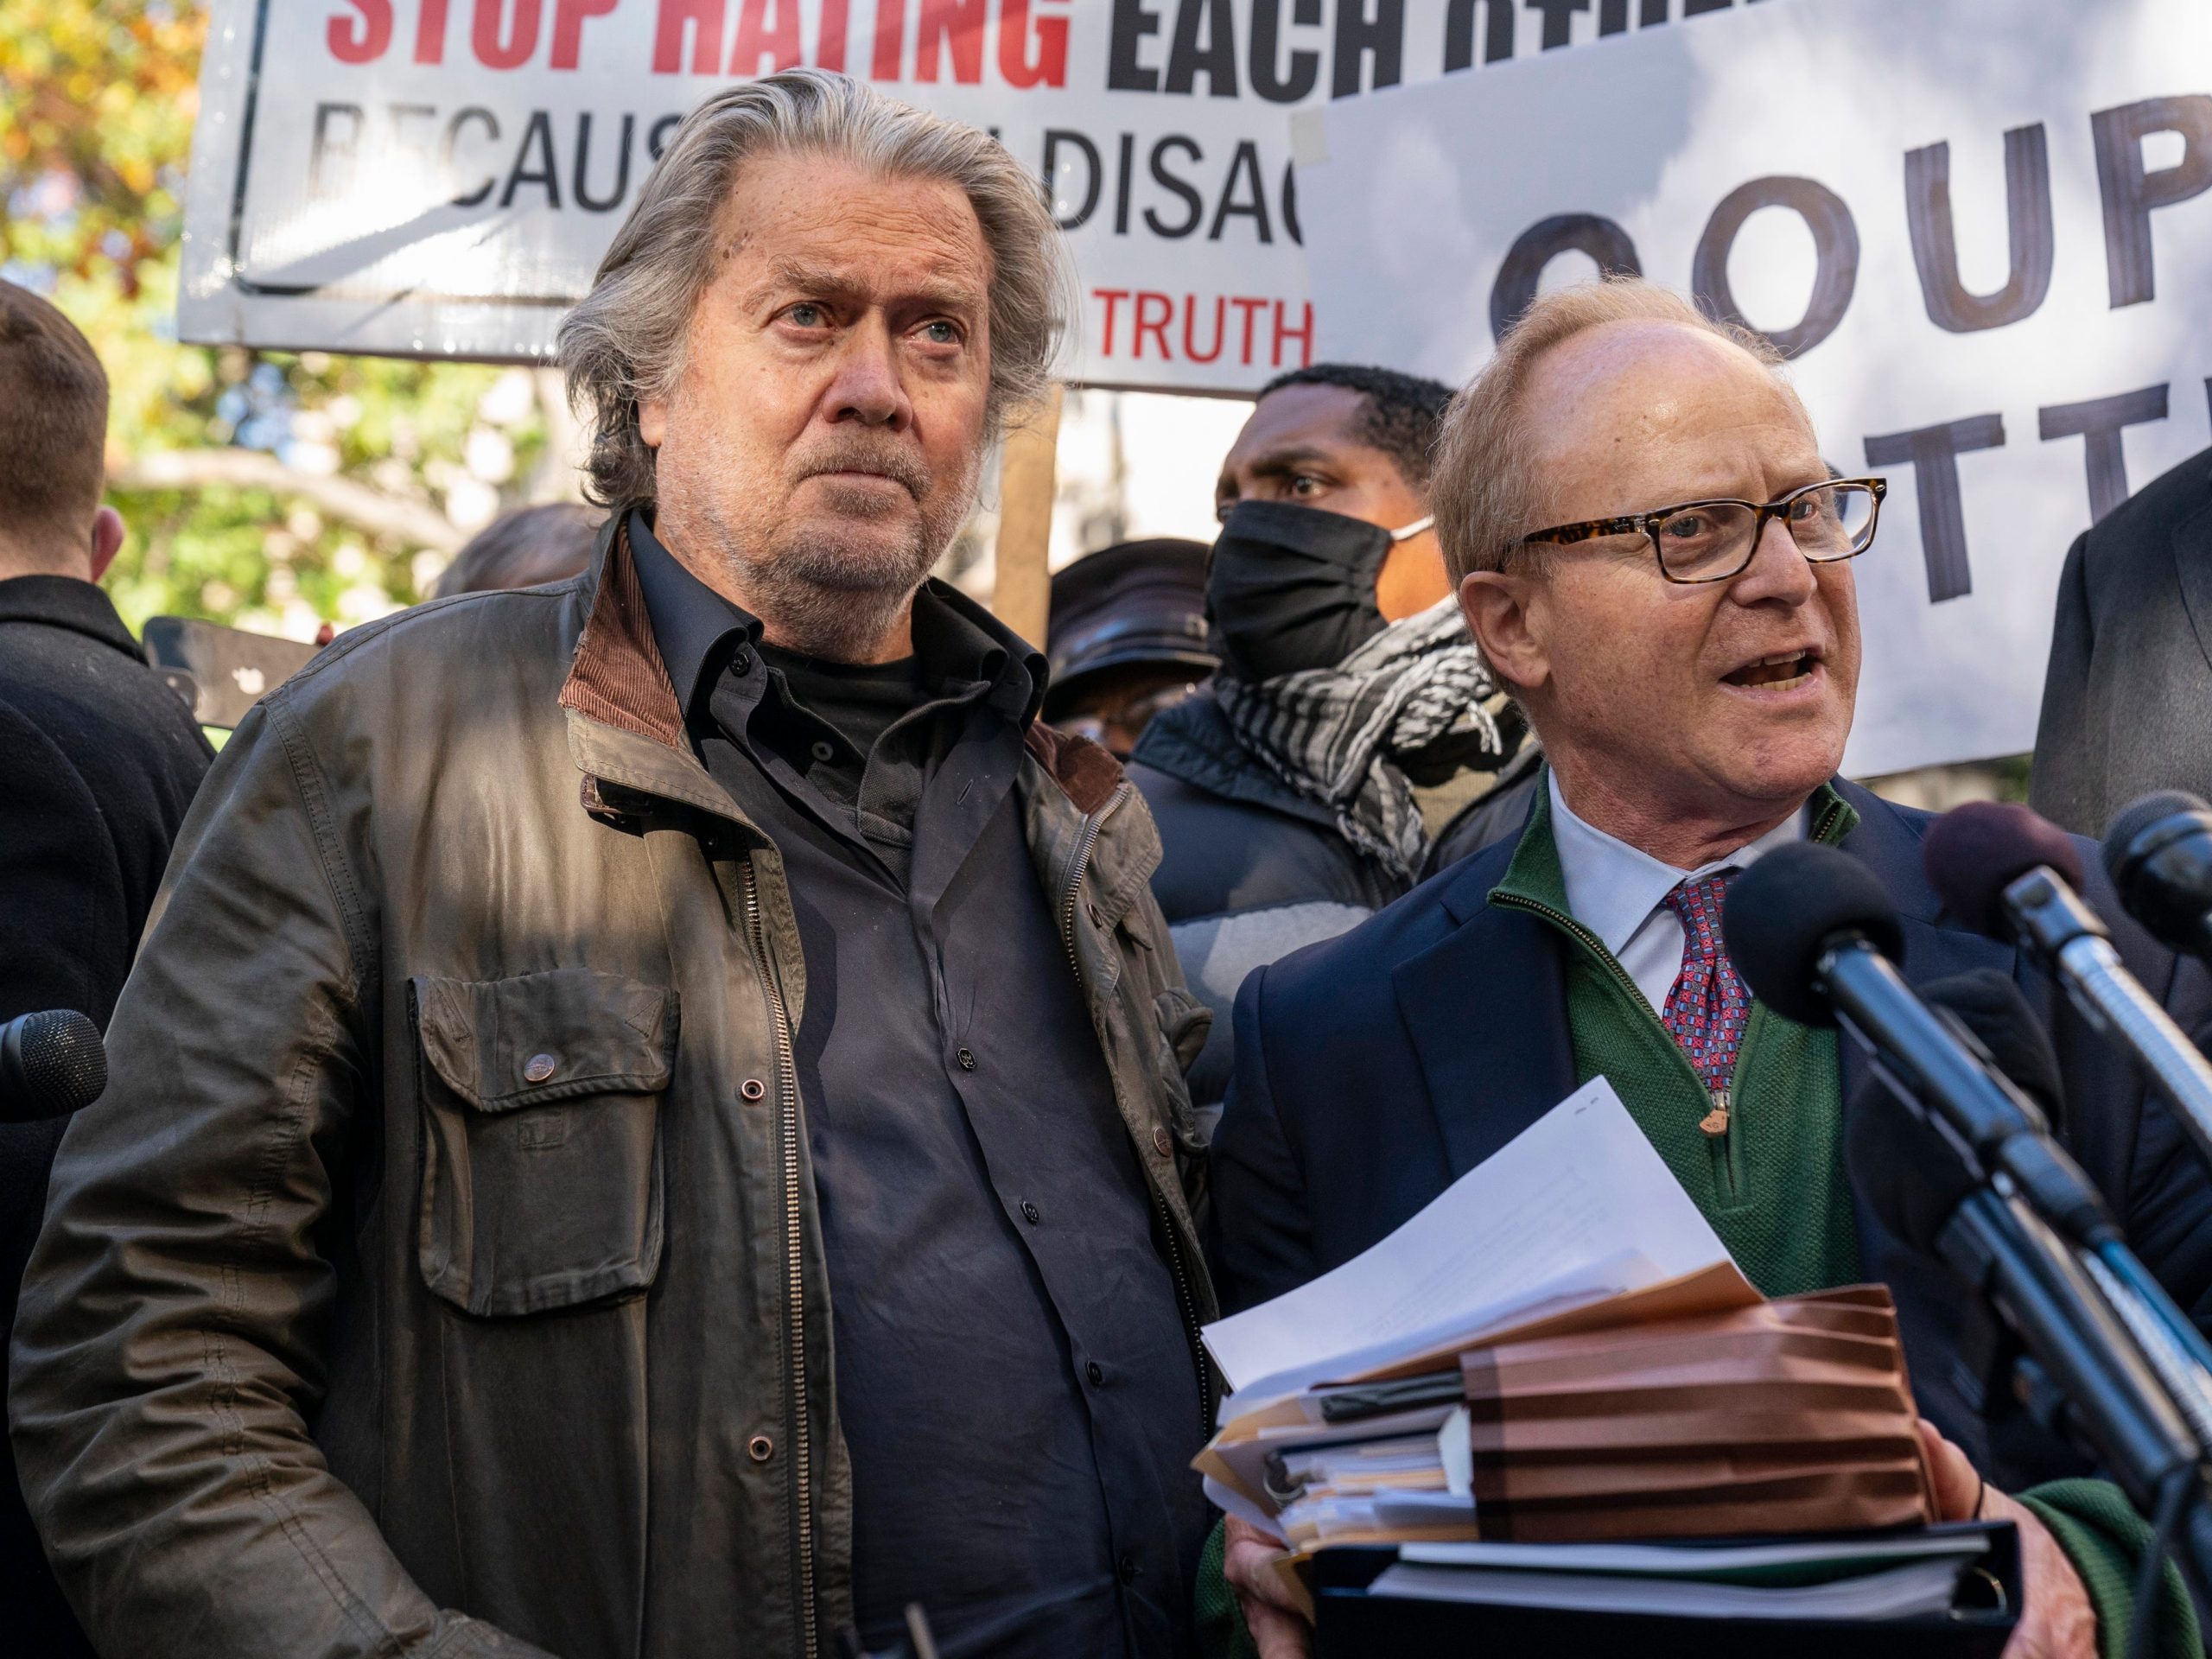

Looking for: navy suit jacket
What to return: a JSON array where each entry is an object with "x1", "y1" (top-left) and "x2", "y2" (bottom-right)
[{"x1": 1210, "y1": 778, "x2": 2212, "y2": 1484}]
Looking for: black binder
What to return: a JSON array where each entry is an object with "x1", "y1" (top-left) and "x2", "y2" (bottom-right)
[{"x1": 1312, "y1": 1522, "x2": 2021, "y2": 1658}]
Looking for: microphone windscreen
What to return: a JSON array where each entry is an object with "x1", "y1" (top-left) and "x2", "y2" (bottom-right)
[
  {"x1": 1845, "y1": 1077, "x2": 1978, "y2": 1256},
  {"x1": 1, "y1": 1008, "x2": 106, "y2": 1121},
  {"x1": 2102, "y1": 790, "x2": 2212, "y2": 887},
  {"x1": 1722, "y1": 842, "x2": 1905, "y2": 1028},
  {"x1": 1920, "y1": 969, "x2": 2065, "y2": 1133},
  {"x1": 1922, "y1": 801, "x2": 2085, "y2": 938}
]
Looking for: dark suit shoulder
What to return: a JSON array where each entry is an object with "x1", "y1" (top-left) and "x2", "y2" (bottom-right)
[{"x1": 2084, "y1": 443, "x2": 2212, "y2": 563}]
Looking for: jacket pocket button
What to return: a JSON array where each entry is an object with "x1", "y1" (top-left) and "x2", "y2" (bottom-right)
[
  {"x1": 1152, "y1": 1124, "x2": 1173, "y2": 1158},
  {"x1": 740, "y1": 1078, "x2": 766, "y2": 1102},
  {"x1": 523, "y1": 1053, "x2": 558, "y2": 1084},
  {"x1": 747, "y1": 1433, "x2": 774, "y2": 1463}
]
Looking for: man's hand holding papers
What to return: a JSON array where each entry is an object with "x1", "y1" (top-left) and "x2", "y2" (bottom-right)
[{"x1": 1920, "y1": 1422, "x2": 2095, "y2": 1659}]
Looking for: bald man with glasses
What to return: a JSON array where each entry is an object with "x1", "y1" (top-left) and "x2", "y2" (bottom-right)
[{"x1": 1205, "y1": 279, "x2": 2212, "y2": 1659}]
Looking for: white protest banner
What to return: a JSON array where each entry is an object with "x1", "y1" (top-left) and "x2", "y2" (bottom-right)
[
  {"x1": 181, "y1": 0, "x2": 1771, "y2": 391},
  {"x1": 1291, "y1": 0, "x2": 2212, "y2": 774}
]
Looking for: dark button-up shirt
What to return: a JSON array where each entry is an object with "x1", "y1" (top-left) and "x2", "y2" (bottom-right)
[{"x1": 628, "y1": 514, "x2": 1206, "y2": 1657}]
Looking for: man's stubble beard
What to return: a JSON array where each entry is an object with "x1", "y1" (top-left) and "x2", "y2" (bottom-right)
[
  {"x1": 738, "y1": 484, "x2": 967, "y2": 659},
  {"x1": 663, "y1": 441, "x2": 982, "y2": 663}
]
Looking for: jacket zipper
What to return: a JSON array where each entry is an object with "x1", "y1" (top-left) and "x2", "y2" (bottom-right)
[
  {"x1": 1056, "y1": 783, "x2": 1215, "y2": 1433},
  {"x1": 1154, "y1": 1192, "x2": 1216, "y2": 1433},
  {"x1": 1491, "y1": 890, "x2": 1740, "y2": 1202},
  {"x1": 1057, "y1": 783, "x2": 1124, "y2": 976},
  {"x1": 741, "y1": 856, "x2": 816, "y2": 1659}
]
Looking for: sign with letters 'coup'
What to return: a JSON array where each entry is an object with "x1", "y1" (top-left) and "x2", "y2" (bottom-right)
[
  {"x1": 181, "y1": 0, "x2": 1775, "y2": 391},
  {"x1": 1294, "y1": 0, "x2": 2212, "y2": 776}
]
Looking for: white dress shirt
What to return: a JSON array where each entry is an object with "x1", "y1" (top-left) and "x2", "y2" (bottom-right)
[{"x1": 1548, "y1": 771, "x2": 1808, "y2": 1016}]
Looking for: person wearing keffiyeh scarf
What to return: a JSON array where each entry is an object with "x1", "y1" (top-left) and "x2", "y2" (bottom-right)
[{"x1": 1127, "y1": 365, "x2": 1538, "y2": 1128}]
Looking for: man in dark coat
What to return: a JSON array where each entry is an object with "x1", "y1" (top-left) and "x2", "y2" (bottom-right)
[
  {"x1": 2032, "y1": 446, "x2": 2212, "y2": 836},
  {"x1": 1210, "y1": 280, "x2": 2203, "y2": 1659},
  {"x1": 0, "y1": 281, "x2": 213, "y2": 1656}
]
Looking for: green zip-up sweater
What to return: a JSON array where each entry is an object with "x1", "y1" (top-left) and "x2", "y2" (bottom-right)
[
  {"x1": 1199, "y1": 779, "x2": 2198, "y2": 1659},
  {"x1": 1492, "y1": 779, "x2": 1862, "y2": 1298}
]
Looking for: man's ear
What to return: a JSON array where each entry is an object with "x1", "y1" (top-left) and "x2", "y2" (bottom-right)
[
  {"x1": 637, "y1": 395, "x2": 667, "y2": 449},
  {"x1": 89, "y1": 505, "x2": 124, "y2": 582},
  {"x1": 1458, "y1": 568, "x2": 1548, "y2": 698}
]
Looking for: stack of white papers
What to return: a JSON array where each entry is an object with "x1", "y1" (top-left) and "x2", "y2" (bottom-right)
[
  {"x1": 1198, "y1": 1079, "x2": 1759, "y2": 1541},
  {"x1": 1203, "y1": 1078, "x2": 1743, "y2": 1407}
]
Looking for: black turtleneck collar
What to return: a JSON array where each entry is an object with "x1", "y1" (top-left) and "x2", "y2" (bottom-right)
[{"x1": 623, "y1": 507, "x2": 1045, "y2": 728}]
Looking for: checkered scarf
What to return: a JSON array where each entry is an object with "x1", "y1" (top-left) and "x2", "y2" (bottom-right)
[{"x1": 1214, "y1": 597, "x2": 1508, "y2": 883}]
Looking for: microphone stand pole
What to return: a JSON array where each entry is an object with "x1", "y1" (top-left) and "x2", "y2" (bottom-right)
[
  {"x1": 2002, "y1": 869, "x2": 2212, "y2": 1394},
  {"x1": 1934, "y1": 1179, "x2": 2212, "y2": 1605},
  {"x1": 1822, "y1": 940, "x2": 2212, "y2": 1604},
  {"x1": 2004, "y1": 867, "x2": 2212, "y2": 1199}
]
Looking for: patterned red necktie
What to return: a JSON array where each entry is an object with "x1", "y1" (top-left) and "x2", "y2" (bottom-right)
[{"x1": 1659, "y1": 871, "x2": 1751, "y2": 1137}]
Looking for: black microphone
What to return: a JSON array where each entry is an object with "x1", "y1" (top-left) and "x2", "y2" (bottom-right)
[
  {"x1": 0, "y1": 1008, "x2": 106, "y2": 1122},
  {"x1": 1730, "y1": 847, "x2": 2212, "y2": 1587},
  {"x1": 1926, "y1": 799, "x2": 2212, "y2": 1185},
  {"x1": 2105, "y1": 790, "x2": 2212, "y2": 963},
  {"x1": 1841, "y1": 1062, "x2": 2208, "y2": 1526},
  {"x1": 1923, "y1": 799, "x2": 2085, "y2": 938},
  {"x1": 1724, "y1": 843, "x2": 2113, "y2": 1245},
  {"x1": 1842, "y1": 973, "x2": 2069, "y2": 1269},
  {"x1": 1844, "y1": 1062, "x2": 1977, "y2": 1259}
]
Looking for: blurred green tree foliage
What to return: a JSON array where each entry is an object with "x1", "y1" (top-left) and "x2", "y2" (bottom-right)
[{"x1": 1, "y1": 1, "x2": 573, "y2": 638}]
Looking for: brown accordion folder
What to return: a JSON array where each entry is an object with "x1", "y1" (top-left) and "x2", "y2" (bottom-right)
[{"x1": 1453, "y1": 1284, "x2": 1936, "y2": 1541}]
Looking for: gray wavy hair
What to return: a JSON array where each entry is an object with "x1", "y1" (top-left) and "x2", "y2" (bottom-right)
[{"x1": 557, "y1": 69, "x2": 1071, "y2": 507}]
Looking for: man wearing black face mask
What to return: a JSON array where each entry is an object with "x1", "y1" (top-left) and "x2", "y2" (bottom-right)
[{"x1": 1129, "y1": 365, "x2": 1529, "y2": 1110}]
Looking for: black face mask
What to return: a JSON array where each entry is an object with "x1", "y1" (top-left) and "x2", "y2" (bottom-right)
[{"x1": 1206, "y1": 500, "x2": 1433, "y2": 683}]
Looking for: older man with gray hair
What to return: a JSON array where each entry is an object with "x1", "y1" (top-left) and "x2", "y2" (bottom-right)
[{"x1": 13, "y1": 72, "x2": 1215, "y2": 1659}]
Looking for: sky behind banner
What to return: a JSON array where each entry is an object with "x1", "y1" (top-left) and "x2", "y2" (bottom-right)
[
  {"x1": 1294, "y1": 0, "x2": 2212, "y2": 775},
  {"x1": 181, "y1": 0, "x2": 1772, "y2": 391}
]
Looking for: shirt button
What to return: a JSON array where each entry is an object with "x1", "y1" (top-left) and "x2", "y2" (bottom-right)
[
  {"x1": 747, "y1": 1433, "x2": 774, "y2": 1462},
  {"x1": 740, "y1": 1078, "x2": 766, "y2": 1102},
  {"x1": 732, "y1": 649, "x2": 753, "y2": 672},
  {"x1": 524, "y1": 1052, "x2": 557, "y2": 1084},
  {"x1": 1152, "y1": 1124, "x2": 1173, "y2": 1158},
  {"x1": 1117, "y1": 1552, "x2": 1139, "y2": 1584},
  {"x1": 1020, "y1": 1200, "x2": 1041, "y2": 1224},
  {"x1": 957, "y1": 1047, "x2": 976, "y2": 1071},
  {"x1": 810, "y1": 740, "x2": 836, "y2": 763},
  {"x1": 1085, "y1": 1360, "x2": 1105, "y2": 1388}
]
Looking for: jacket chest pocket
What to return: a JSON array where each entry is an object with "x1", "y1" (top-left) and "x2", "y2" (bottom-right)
[{"x1": 410, "y1": 969, "x2": 678, "y2": 1318}]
